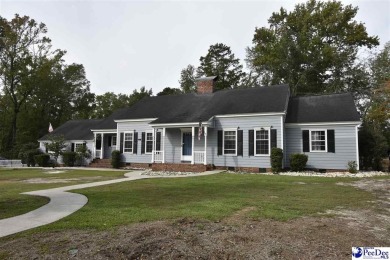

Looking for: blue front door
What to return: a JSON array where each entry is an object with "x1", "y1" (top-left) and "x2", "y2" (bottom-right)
[{"x1": 182, "y1": 132, "x2": 192, "y2": 160}]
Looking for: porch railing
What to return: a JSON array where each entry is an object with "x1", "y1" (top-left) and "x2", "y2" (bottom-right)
[
  {"x1": 154, "y1": 151, "x2": 164, "y2": 162},
  {"x1": 95, "y1": 150, "x2": 101, "y2": 159},
  {"x1": 194, "y1": 151, "x2": 205, "y2": 164}
]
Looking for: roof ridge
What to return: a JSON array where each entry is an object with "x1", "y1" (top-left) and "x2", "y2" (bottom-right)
[{"x1": 293, "y1": 92, "x2": 351, "y2": 98}]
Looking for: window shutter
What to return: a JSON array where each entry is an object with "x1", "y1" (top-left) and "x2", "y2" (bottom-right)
[
  {"x1": 237, "y1": 130, "x2": 243, "y2": 156},
  {"x1": 120, "y1": 133, "x2": 124, "y2": 153},
  {"x1": 71, "y1": 143, "x2": 75, "y2": 152},
  {"x1": 302, "y1": 130, "x2": 309, "y2": 152},
  {"x1": 271, "y1": 129, "x2": 277, "y2": 148},
  {"x1": 108, "y1": 135, "x2": 112, "y2": 146},
  {"x1": 156, "y1": 132, "x2": 161, "y2": 151},
  {"x1": 249, "y1": 130, "x2": 254, "y2": 156},
  {"x1": 133, "y1": 132, "x2": 138, "y2": 154},
  {"x1": 141, "y1": 132, "x2": 145, "y2": 154},
  {"x1": 327, "y1": 129, "x2": 335, "y2": 153},
  {"x1": 217, "y1": 130, "x2": 223, "y2": 155}
]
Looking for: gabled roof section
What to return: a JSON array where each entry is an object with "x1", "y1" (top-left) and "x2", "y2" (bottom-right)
[
  {"x1": 38, "y1": 119, "x2": 103, "y2": 141},
  {"x1": 96, "y1": 84, "x2": 290, "y2": 126},
  {"x1": 285, "y1": 93, "x2": 360, "y2": 123}
]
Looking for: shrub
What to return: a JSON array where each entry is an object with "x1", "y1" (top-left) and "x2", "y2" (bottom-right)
[
  {"x1": 111, "y1": 150, "x2": 121, "y2": 169},
  {"x1": 75, "y1": 144, "x2": 91, "y2": 166},
  {"x1": 290, "y1": 153, "x2": 308, "y2": 172},
  {"x1": 34, "y1": 154, "x2": 50, "y2": 167},
  {"x1": 62, "y1": 152, "x2": 77, "y2": 167},
  {"x1": 25, "y1": 149, "x2": 41, "y2": 167},
  {"x1": 347, "y1": 161, "x2": 358, "y2": 173},
  {"x1": 270, "y1": 148, "x2": 283, "y2": 173}
]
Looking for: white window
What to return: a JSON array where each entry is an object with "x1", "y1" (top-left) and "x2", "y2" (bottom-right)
[
  {"x1": 310, "y1": 130, "x2": 327, "y2": 152},
  {"x1": 123, "y1": 132, "x2": 134, "y2": 153},
  {"x1": 145, "y1": 132, "x2": 153, "y2": 154},
  {"x1": 223, "y1": 129, "x2": 237, "y2": 155},
  {"x1": 255, "y1": 128, "x2": 270, "y2": 155},
  {"x1": 74, "y1": 142, "x2": 84, "y2": 152},
  {"x1": 112, "y1": 136, "x2": 117, "y2": 146}
]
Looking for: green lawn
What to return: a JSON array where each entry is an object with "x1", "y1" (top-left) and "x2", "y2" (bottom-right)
[
  {"x1": 0, "y1": 168, "x2": 127, "y2": 219},
  {"x1": 33, "y1": 173, "x2": 380, "y2": 232}
]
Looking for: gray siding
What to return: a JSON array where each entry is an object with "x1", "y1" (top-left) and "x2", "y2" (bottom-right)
[
  {"x1": 117, "y1": 121, "x2": 154, "y2": 163},
  {"x1": 208, "y1": 115, "x2": 283, "y2": 168},
  {"x1": 39, "y1": 140, "x2": 94, "y2": 165},
  {"x1": 285, "y1": 124, "x2": 358, "y2": 170}
]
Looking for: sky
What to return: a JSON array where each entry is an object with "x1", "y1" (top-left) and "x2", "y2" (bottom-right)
[{"x1": 1, "y1": 0, "x2": 389, "y2": 95}]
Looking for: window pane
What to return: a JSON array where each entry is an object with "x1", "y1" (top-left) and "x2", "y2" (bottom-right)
[
  {"x1": 311, "y1": 131, "x2": 326, "y2": 151},
  {"x1": 124, "y1": 133, "x2": 133, "y2": 152},
  {"x1": 255, "y1": 129, "x2": 269, "y2": 155},
  {"x1": 224, "y1": 131, "x2": 236, "y2": 154},
  {"x1": 146, "y1": 133, "x2": 153, "y2": 153}
]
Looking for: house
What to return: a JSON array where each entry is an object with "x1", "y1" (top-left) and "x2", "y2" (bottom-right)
[{"x1": 38, "y1": 76, "x2": 361, "y2": 172}]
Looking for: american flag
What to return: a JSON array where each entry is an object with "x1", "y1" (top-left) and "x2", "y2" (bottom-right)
[
  {"x1": 48, "y1": 123, "x2": 53, "y2": 133},
  {"x1": 198, "y1": 122, "x2": 203, "y2": 140}
]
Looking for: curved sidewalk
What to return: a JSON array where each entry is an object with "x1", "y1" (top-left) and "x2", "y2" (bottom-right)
[{"x1": 0, "y1": 170, "x2": 221, "y2": 238}]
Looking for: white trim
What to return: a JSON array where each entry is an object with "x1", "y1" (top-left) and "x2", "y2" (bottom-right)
[
  {"x1": 308, "y1": 129, "x2": 327, "y2": 153},
  {"x1": 123, "y1": 131, "x2": 135, "y2": 154},
  {"x1": 90, "y1": 129, "x2": 116, "y2": 133},
  {"x1": 150, "y1": 122, "x2": 210, "y2": 128},
  {"x1": 214, "y1": 112, "x2": 285, "y2": 119},
  {"x1": 204, "y1": 126, "x2": 208, "y2": 165},
  {"x1": 191, "y1": 127, "x2": 195, "y2": 164},
  {"x1": 355, "y1": 125, "x2": 360, "y2": 170},
  {"x1": 162, "y1": 128, "x2": 166, "y2": 163},
  {"x1": 223, "y1": 128, "x2": 238, "y2": 156},
  {"x1": 281, "y1": 116, "x2": 284, "y2": 167},
  {"x1": 254, "y1": 127, "x2": 271, "y2": 156},
  {"x1": 286, "y1": 121, "x2": 361, "y2": 127},
  {"x1": 145, "y1": 131, "x2": 153, "y2": 154},
  {"x1": 73, "y1": 142, "x2": 84, "y2": 152},
  {"x1": 114, "y1": 118, "x2": 157, "y2": 123}
]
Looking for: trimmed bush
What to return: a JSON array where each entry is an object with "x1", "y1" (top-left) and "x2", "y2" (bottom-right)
[
  {"x1": 34, "y1": 154, "x2": 50, "y2": 167},
  {"x1": 111, "y1": 150, "x2": 121, "y2": 169},
  {"x1": 347, "y1": 161, "x2": 358, "y2": 173},
  {"x1": 62, "y1": 152, "x2": 77, "y2": 167},
  {"x1": 290, "y1": 153, "x2": 308, "y2": 172},
  {"x1": 270, "y1": 148, "x2": 283, "y2": 173},
  {"x1": 25, "y1": 149, "x2": 41, "y2": 167}
]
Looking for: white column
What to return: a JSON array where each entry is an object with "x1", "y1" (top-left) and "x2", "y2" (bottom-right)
[
  {"x1": 93, "y1": 132, "x2": 96, "y2": 158},
  {"x1": 151, "y1": 128, "x2": 155, "y2": 163},
  {"x1": 204, "y1": 126, "x2": 208, "y2": 165},
  {"x1": 191, "y1": 126, "x2": 195, "y2": 164},
  {"x1": 100, "y1": 133, "x2": 104, "y2": 159},
  {"x1": 162, "y1": 128, "x2": 166, "y2": 163}
]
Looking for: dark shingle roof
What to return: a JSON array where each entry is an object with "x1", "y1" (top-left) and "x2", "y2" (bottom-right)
[
  {"x1": 38, "y1": 119, "x2": 103, "y2": 141},
  {"x1": 95, "y1": 84, "x2": 290, "y2": 127},
  {"x1": 285, "y1": 93, "x2": 360, "y2": 123}
]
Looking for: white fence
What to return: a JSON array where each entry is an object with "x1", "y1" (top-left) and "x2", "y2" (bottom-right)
[
  {"x1": 0, "y1": 160, "x2": 23, "y2": 167},
  {"x1": 194, "y1": 151, "x2": 205, "y2": 164},
  {"x1": 94, "y1": 150, "x2": 101, "y2": 159}
]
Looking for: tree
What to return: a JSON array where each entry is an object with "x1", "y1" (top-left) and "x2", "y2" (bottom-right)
[
  {"x1": 157, "y1": 87, "x2": 182, "y2": 96},
  {"x1": 179, "y1": 65, "x2": 196, "y2": 93},
  {"x1": 93, "y1": 92, "x2": 130, "y2": 118},
  {"x1": 197, "y1": 43, "x2": 246, "y2": 91},
  {"x1": 128, "y1": 86, "x2": 153, "y2": 106},
  {"x1": 45, "y1": 135, "x2": 67, "y2": 164},
  {"x1": 0, "y1": 14, "x2": 53, "y2": 151},
  {"x1": 246, "y1": 0, "x2": 379, "y2": 95}
]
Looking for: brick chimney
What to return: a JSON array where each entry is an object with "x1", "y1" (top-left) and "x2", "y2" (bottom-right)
[{"x1": 195, "y1": 76, "x2": 218, "y2": 94}]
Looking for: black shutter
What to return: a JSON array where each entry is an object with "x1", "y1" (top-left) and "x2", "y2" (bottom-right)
[
  {"x1": 108, "y1": 135, "x2": 112, "y2": 146},
  {"x1": 120, "y1": 133, "x2": 124, "y2": 153},
  {"x1": 237, "y1": 130, "x2": 243, "y2": 156},
  {"x1": 133, "y1": 132, "x2": 138, "y2": 154},
  {"x1": 327, "y1": 129, "x2": 335, "y2": 153},
  {"x1": 156, "y1": 132, "x2": 161, "y2": 151},
  {"x1": 71, "y1": 143, "x2": 75, "y2": 152},
  {"x1": 302, "y1": 130, "x2": 309, "y2": 152},
  {"x1": 141, "y1": 132, "x2": 145, "y2": 154},
  {"x1": 249, "y1": 130, "x2": 254, "y2": 156},
  {"x1": 217, "y1": 130, "x2": 223, "y2": 155},
  {"x1": 271, "y1": 129, "x2": 277, "y2": 148}
]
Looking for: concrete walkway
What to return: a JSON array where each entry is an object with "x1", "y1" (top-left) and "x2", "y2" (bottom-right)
[{"x1": 0, "y1": 170, "x2": 222, "y2": 238}]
